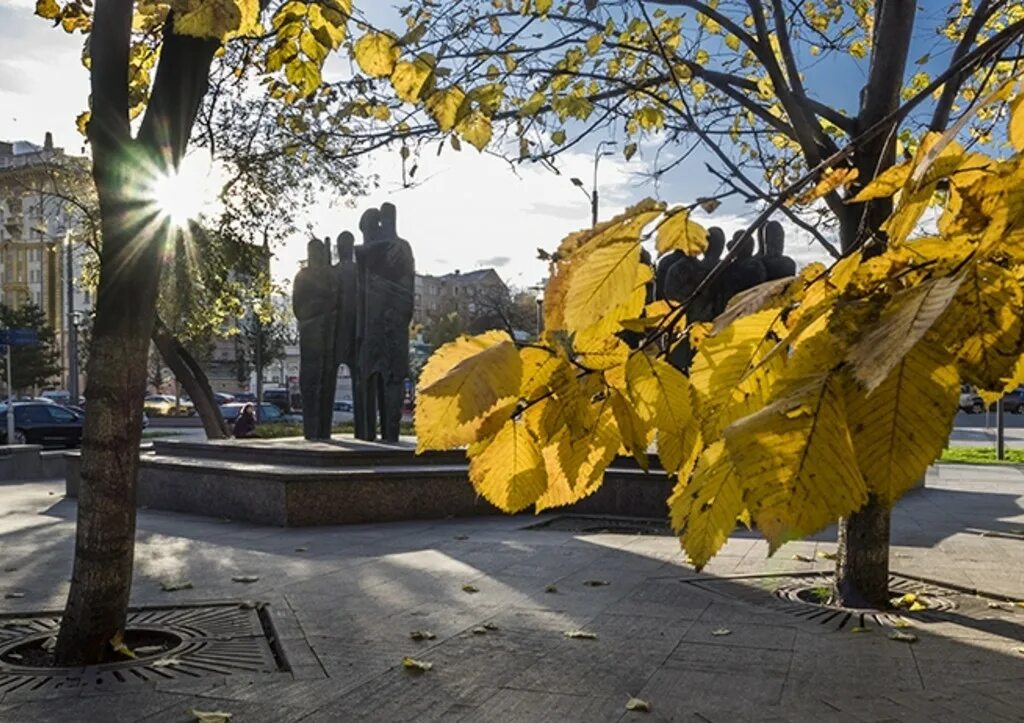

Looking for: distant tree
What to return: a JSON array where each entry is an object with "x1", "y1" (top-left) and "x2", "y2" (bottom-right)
[{"x1": 0, "y1": 303, "x2": 61, "y2": 393}]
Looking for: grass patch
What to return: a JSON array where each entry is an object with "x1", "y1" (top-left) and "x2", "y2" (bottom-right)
[
  {"x1": 249, "y1": 421, "x2": 414, "y2": 439},
  {"x1": 939, "y1": 447, "x2": 1024, "y2": 465},
  {"x1": 142, "y1": 430, "x2": 184, "y2": 439}
]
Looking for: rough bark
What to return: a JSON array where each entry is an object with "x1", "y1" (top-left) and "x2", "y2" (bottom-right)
[
  {"x1": 54, "y1": 11, "x2": 218, "y2": 665},
  {"x1": 152, "y1": 314, "x2": 229, "y2": 439},
  {"x1": 836, "y1": 495, "x2": 892, "y2": 608},
  {"x1": 833, "y1": 0, "x2": 917, "y2": 610}
]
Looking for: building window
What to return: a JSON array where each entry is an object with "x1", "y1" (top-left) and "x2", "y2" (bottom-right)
[{"x1": 30, "y1": 269, "x2": 41, "y2": 283}]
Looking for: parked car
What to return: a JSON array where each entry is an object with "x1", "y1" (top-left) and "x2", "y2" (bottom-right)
[
  {"x1": 332, "y1": 399, "x2": 354, "y2": 424},
  {"x1": 231, "y1": 391, "x2": 257, "y2": 403},
  {"x1": 40, "y1": 390, "x2": 72, "y2": 405},
  {"x1": 219, "y1": 402, "x2": 292, "y2": 424},
  {"x1": 213, "y1": 392, "x2": 236, "y2": 405},
  {"x1": 65, "y1": 404, "x2": 149, "y2": 430},
  {"x1": 143, "y1": 394, "x2": 195, "y2": 416},
  {"x1": 959, "y1": 385, "x2": 1024, "y2": 414},
  {"x1": 0, "y1": 402, "x2": 83, "y2": 447},
  {"x1": 262, "y1": 388, "x2": 297, "y2": 413}
]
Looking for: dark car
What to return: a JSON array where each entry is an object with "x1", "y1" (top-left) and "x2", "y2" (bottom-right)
[
  {"x1": 230, "y1": 391, "x2": 257, "y2": 403},
  {"x1": 0, "y1": 402, "x2": 83, "y2": 447},
  {"x1": 219, "y1": 402, "x2": 285, "y2": 424},
  {"x1": 959, "y1": 385, "x2": 1024, "y2": 414}
]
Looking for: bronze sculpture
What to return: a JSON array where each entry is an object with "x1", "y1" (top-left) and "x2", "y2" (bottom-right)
[{"x1": 294, "y1": 204, "x2": 415, "y2": 443}]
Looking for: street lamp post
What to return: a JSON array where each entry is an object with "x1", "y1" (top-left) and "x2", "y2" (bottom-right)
[
  {"x1": 65, "y1": 232, "x2": 79, "y2": 401},
  {"x1": 591, "y1": 140, "x2": 617, "y2": 227}
]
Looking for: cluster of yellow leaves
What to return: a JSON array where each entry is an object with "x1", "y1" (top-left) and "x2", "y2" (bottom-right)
[
  {"x1": 415, "y1": 88, "x2": 1024, "y2": 571},
  {"x1": 266, "y1": 0, "x2": 351, "y2": 98}
]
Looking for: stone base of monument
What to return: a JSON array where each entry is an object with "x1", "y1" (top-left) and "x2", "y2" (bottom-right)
[{"x1": 64, "y1": 437, "x2": 674, "y2": 526}]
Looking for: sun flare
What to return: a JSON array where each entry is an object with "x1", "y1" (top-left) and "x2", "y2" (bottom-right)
[{"x1": 145, "y1": 153, "x2": 217, "y2": 228}]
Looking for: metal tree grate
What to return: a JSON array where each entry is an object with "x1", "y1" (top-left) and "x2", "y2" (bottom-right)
[
  {"x1": 680, "y1": 573, "x2": 969, "y2": 632},
  {"x1": 0, "y1": 602, "x2": 284, "y2": 700}
]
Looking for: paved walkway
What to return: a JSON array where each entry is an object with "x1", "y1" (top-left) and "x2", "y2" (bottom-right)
[{"x1": 0, "y1": 464, "x2": 1022, "y2": 721}]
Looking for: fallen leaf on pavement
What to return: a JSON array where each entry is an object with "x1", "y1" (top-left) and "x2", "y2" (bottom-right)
[
  {"x1": 188, "y1": 708, "x2": 233, "y2": 722},
  {"x1": 231, "y1": 575, "x2": 259, "y2": 584},
  {"x1": 625, "y1": 696, "x2": 651, "y2": 712},
  {"x1": 888, "y1": 631, "x2": 918, "y2": 643},
  {"x1": 483, "y1": 622, "x2": 498, "y2": 631},
  {"x1": 817, "y1": 551, "x2": 837, "y2": 560},
  {"x1": 152, "y1": 658, "x2": 182, "y2": 668},
  {"x1": 850, "y1": 626, "x2": 871, "y2": 634},
  {"x1": 893, "y1": 619, "x2": 914, "y2": 629},
  {"x1": 986, "y1": 602, "x2": 1009, "y2": 610},
  {"x1": 160, "y1": 580, "x2": 193, "y2": 592},
  {"x1": 711, "y1": 628, "x2": 731, "y2": 636},
  {"x1": 294, "y1": 547, "x2": 308, "y2": 553},
  {"x1": 402, "y1": 656, "x2": 433, "y2": 671},
  {"x1": 544, "y1": 585, "x2": 558, "y2": 593},
  {"x1": 3, "y1": 592, "x2": 24, "y2": 599},
  {"x1": 462, "y1": 584, "x2": 479, "y2": 593},
  {"x1": 791, "y1": 554, "x2": 813, "y2": 562},
  {"x1": 110, "y1": 632, "x2": 136, "y2": 659},
  {"x1": 563, "y1": 630, "x2": 597, "y2": 639},
  {"x1": 409, "y1": 630, "x2": 436, "y2": 641},
  {"x1": 471, "y1": 627, "x2": 487, "y2": 635},
  {"x1": 908, "y1": 600, "x2": 927, "y2": 612},
  {"x1": 582, "y1": 580, "x2": 609, "y2": 587}
]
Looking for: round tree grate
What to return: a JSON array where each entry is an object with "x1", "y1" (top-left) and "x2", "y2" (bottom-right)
[
  {"x1": 682, "y1": 573, "x2": 969, "y2": 632},
  {"x1": 0, "y1": 602, "x2": 284, "y2": 700}
]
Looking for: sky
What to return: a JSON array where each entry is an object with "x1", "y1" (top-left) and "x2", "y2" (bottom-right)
[{"x1": 0, "y1": 0, "x2": 965, "y2": 290}]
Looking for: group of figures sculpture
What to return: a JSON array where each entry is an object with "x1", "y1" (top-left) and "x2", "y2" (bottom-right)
[
  {"x1": 293, "y1": 202, "x2": 415, "y2": 442},
  {"x1": 654, "y1": 220, "x2": 796, "y2": 370}
]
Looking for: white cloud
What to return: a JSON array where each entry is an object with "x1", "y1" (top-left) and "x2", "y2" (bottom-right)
[{"x1": 273, "y1": 147, "x2": 648, "y2": 289}]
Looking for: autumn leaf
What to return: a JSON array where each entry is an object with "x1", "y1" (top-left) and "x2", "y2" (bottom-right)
[
  {"x1": 888, "y1": 631, "x2": 918, "y2": 643},
  {"x1": 231, "y1": 575, "x2": 259, "y2": 583},
  {"x1": 656, "y1": 208, "x2": 707, "y2": 256},
  {"x1": 462, "y1": 584, "x2": 479, "y2": 593},
  {"x1": 401, "y1": 656, "x2": 433, "y2": 671},
  {"x1": 188, "y1": 709, "x2": 233, "y2": 723},
  {"x1": 456, "y1": 110, "x2": 493, "y2": 151},
  {"x1": 110, "y1": 632, "x2": 136, "y2": 659},
  {"x1": 1010, "y1": 91, "x2": 1024, "y2": 152},
  {"x1": 390, "y1": 57, "x2": 434, "y2": 103},
  {"x1": 353, "y1": 32, "x2": 400, "y2": 78},
  {"x1": 409, "y1": 630, "x2": 436, "y2": 641},
  {"x1": 34, "y1": 0, "x2": 60, "y2": 20},
  {"x1": 426, "y1": 87, "x2": 467, "y2": 131},
  {"x1": 468, "y1": 419, "x2": 547, "y2": 512},
  {"x1": 710, "y1": 628, "x2": 731, "y2": 636},
  {"x1": 563, "y1": 629, "x2": 597, "y2": 639},
  {"x1": 794, "y1": 167, "x2": 858, "y2": 205},
  {"x1": 160, "y1": 580, "x2": 193, "y2": 592},
  {"x1": 625, "y1": 697, "x2": 651, "y2": 712}
]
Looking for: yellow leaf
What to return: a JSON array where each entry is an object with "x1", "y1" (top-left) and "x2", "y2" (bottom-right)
[
  {"x1": 795, "y1": 167, "x2": 859, "y2": 205},
  {"x1": 625, "y1": 352, "x2": 701, "y2": 477},
  {"x1": 725, "y1": 363, "x2": 868, "y2": 550},
  {"x1": 610, "y1": 389, "x2": 652, "y2": 470},
  {"x1": 390, "y1": 57, "x2": 433, "y2": 103},
  {"x1": 353, "y1": 32, "x2": 400, "y2": 78},
  {"x1": 1010, "y1": 91, "x2": 1024, "y2": 152},
  {"x1": 847, "y1": 341, "x2": 959, "y2": 505},
  {"x1": 846, "y1": 275, "x2": 963, "y2": 392},
  {"x1": 849, "y1": 163, "x2": 911, "y2": 203},
  {"x1": 551, "y1": 129, "x2": 567, "y2": 145},
  {"x1": 174, "y1": 0, "x2": 248, "y2": 39},
  {"x1": 670, "y1": 440, "x2": 745, "y2": 569},
  {"x1": 188, "y1": 709, "x2": 233, "y2": 723},
  {"x1": 625, "y1": 697, "x2": 651, "y2": 713},
  {"x1": 415, "y1": 331, "x2": 521, "y2": 451},
  {"x1": 933, "y1": 261, "x2": 1024, "y2": 390},
  {"x1": 75, "y1": 111, "x2": 91, "y2": 136},
  {"x1": 656, "y1": 208, "x2": 707, "y2": 256},
  {"x1": 468, "y1": 419, "x2": 547, "y2": 513},
  {"x1": 426, "y1": 87, "x2": 466, "y2": 131},
  {"x1": 536, "y1": 406, "x2": 619, "y2": 511},
  {"x1": 109, "y1": 631, "x2": 136, "y2": 659},
  {"x1": 725, "y1": 34, "x2": 740, "y2": 52},
  {"x1": 456, "y1": 110, "x2": 492, "y2": 151},
  {"x1": 562, "y1": 241, "x2": 642, "y2": 330},
  {"x1": 34, "y1": 0, "x2": 60, "y2": 20},
  {"x1": 401, "y1": 656, "x2": 433, "y2": 671}
]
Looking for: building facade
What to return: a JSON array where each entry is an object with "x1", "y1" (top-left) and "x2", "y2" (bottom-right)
[
  {"x1": 0, "y1": 134, "x2": 92, "y2": 394},
  {"x1": 413, "y1": 268, "x2": 509, "y2": 325}
]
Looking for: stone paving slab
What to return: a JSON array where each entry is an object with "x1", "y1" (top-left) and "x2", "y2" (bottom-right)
[{"x1": 0, "y1": 464, "x2": 1022, "y2": 721}]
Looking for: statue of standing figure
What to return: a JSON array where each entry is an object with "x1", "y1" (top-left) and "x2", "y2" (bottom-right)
[
  {"x1": 294, "y1": 203, "x2": 415, "y2": 443},
  {"x1": 293, "y1": 238, "x2": 338, "y2": 441}
]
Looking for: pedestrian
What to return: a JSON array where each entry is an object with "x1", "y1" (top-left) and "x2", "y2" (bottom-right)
[{"x1": 233, "y1": 403, "x2": 257, "y2": 439}]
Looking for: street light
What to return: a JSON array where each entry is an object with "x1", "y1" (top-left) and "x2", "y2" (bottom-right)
[{"x1": 570, "y1": 140, "x2": 617, "y2": 228}]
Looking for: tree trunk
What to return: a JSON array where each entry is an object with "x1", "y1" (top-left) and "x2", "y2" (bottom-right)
[
  {"x1": 54, "y1": 9, "x2": 218, "y2": 665},
  {"x1": 152, "y1": 314, "x2": 229, "y2": 439},
  {"x1": 832, "y1": 1, "x2": 917, "y2": 610},
  {"x1": 835, "y1": 495, "x2": 892, "y2": 608}
]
